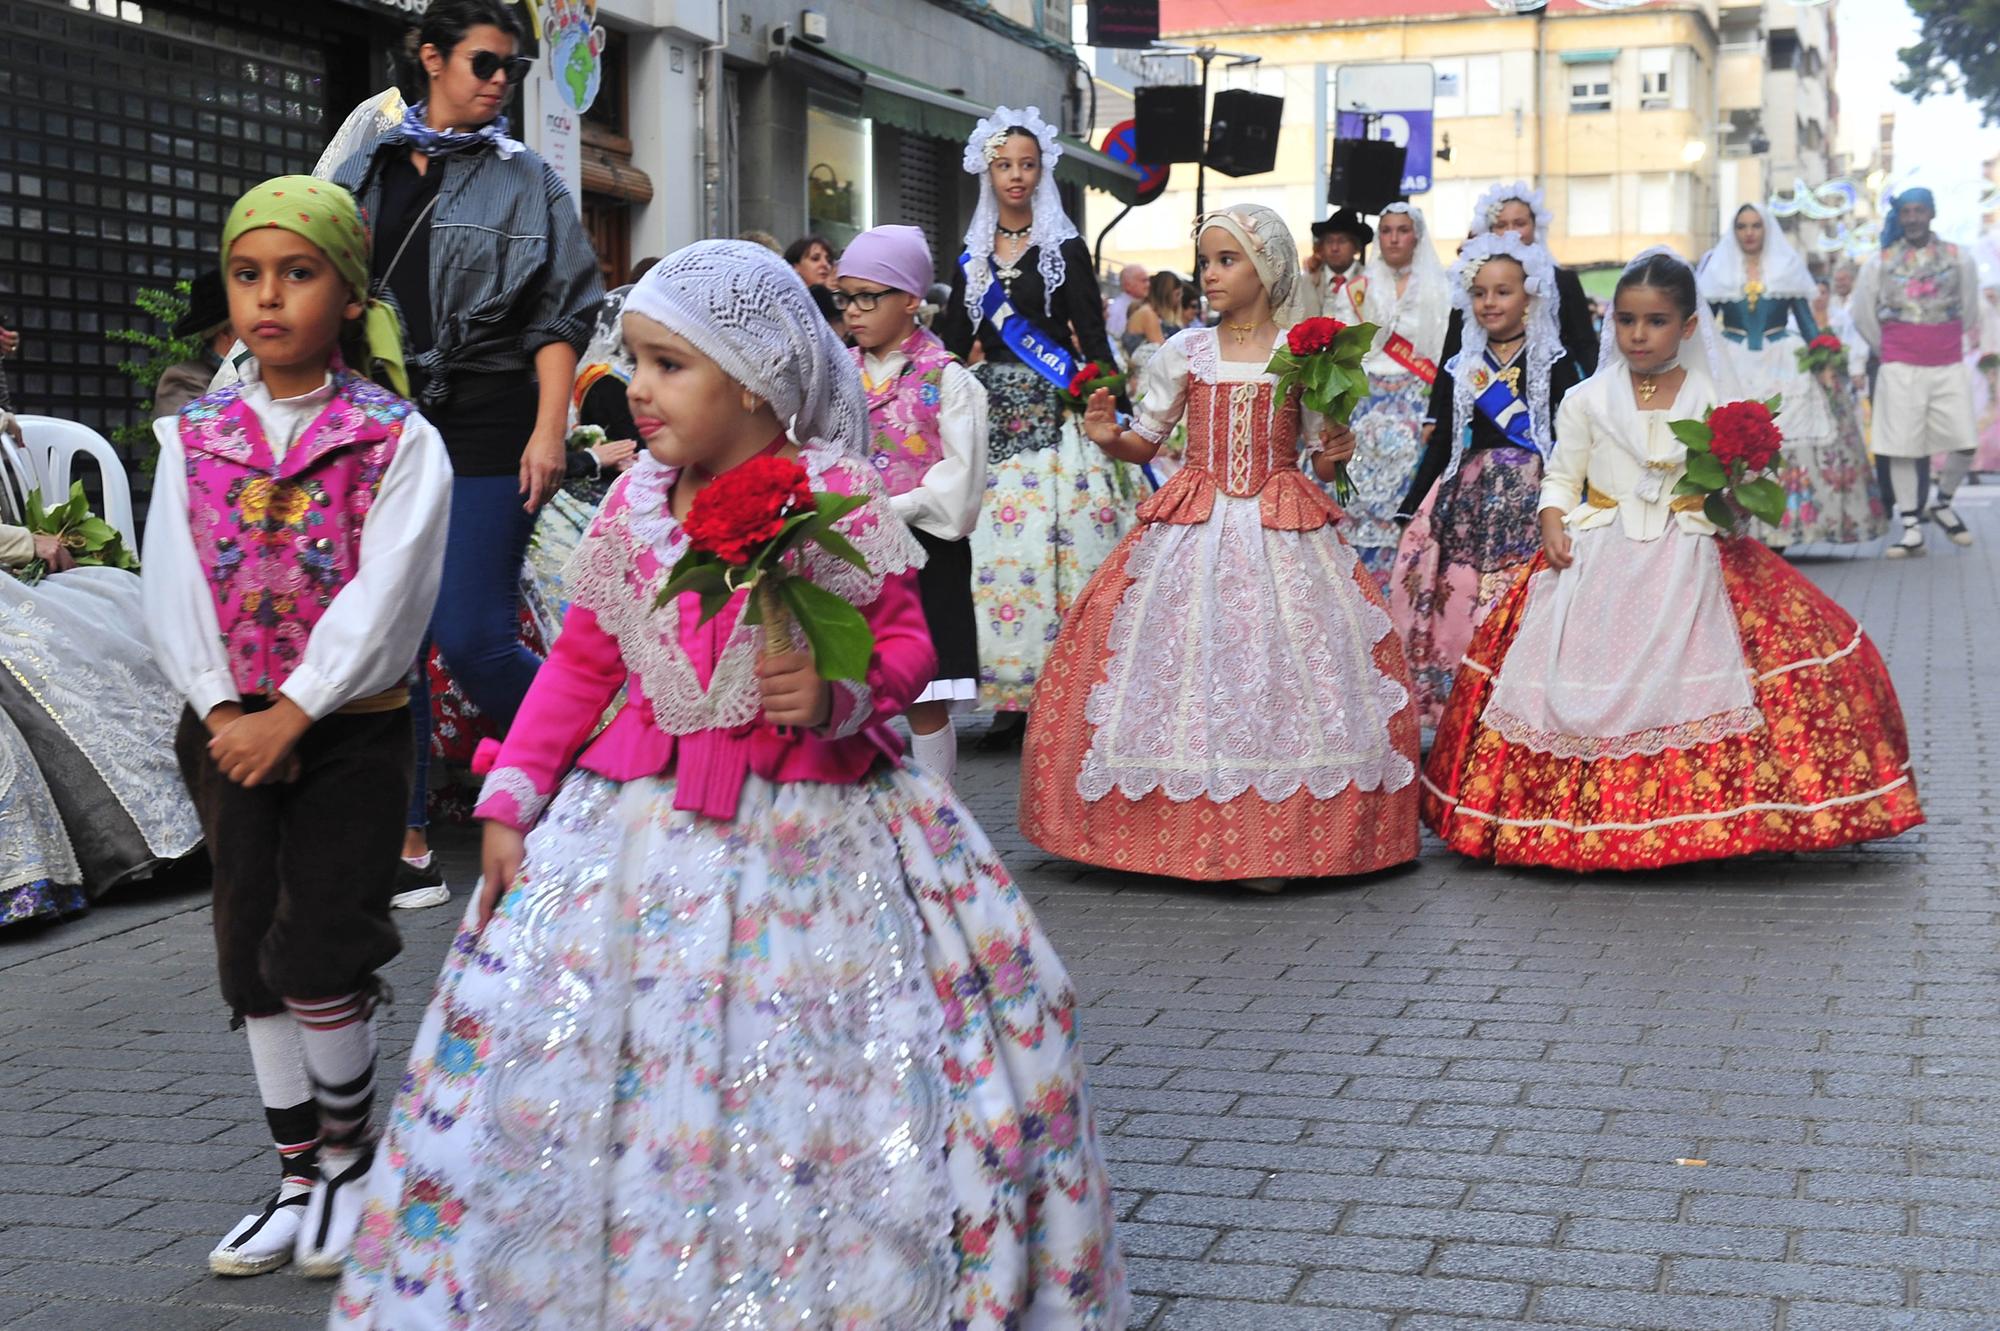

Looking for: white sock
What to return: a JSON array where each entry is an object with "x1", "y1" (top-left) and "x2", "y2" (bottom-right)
[
  {"x1": 911, "y1": 724, "x2": 958, "y2": 786},
  {"x1": 283, "y1": 993, "x2": 379, "y2": 1153},
  {"x1": 1889, "y1": 458, "x2": 1928, "y2": 516},
  {"x1": 402, "y1": 850, "x2": 432, "y2": 869},
  {"x1": 244, "y1": 1013, "x2": 311, "y2": 1107},
  {"x1": 1937, "y1": 451, "x2": 1972, "y2": 502}
]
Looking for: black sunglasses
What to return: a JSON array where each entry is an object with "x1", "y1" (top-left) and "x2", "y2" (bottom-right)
[
  {"x1": 829, "y1": 288, "x2": 897, "y2": 312},
  {"x1": 466, "y1": 49, "x2": 534, "y2": 84}
]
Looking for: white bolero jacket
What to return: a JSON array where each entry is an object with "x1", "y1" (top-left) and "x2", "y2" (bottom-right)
[{"x1": 1538, "y1": 367, "x2": 1721, "y2": 542}]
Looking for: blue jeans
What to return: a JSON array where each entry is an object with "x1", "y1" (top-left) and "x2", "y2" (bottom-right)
[{"x1": 432, "y1": 473, "x2": 544, "y2": 729}]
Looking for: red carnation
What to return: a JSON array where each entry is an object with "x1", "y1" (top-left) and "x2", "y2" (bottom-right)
[
  {"x1": 1286, "y1": 317, "x2": 1345, "y2": 357},
  {"x1": 1810, "y1": 333, "x2": 1842, "y2": 352},
  {"x1": 682, "y1": 455, "x2": 814, "y2": 565},
  {"x1": 1067, "y1": 362, "x2": 1100, "y2": 397},
  {"x1": 1706, "y1": 400, "x2": 1784, "y2": 472}
]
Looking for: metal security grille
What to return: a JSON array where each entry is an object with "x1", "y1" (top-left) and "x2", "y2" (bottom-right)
[
  {"x1": 0, "y1": 0, "x2": 329, "y2": 449},
  {"x1": 896, "y1": 132, "x2": 949, "y2": 284}
]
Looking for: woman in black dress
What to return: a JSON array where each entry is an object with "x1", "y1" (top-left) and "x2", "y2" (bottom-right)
[{"x1": 935, "y1": 106, "x2": 1139, "y2": 737}]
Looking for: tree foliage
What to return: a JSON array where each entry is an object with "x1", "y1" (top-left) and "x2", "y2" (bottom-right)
[
  {"x1": 105, "y1": 279, "x2": 202, "y2": 469},
  {"x1": 1896, "y1": 0, "x2": 2000, "y2": 126}
]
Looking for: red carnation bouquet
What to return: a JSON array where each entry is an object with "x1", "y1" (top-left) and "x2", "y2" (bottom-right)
[
  {"x1": 1795, "y1": 333, "x2": 1846, "y2": 376},
  {"x1": 655, "y1": 454, "x2": 875, "y2": 681},
  {"x1": 1264, "y1": 315, "x2": 1379, "y2": 505},
  {"x1": 1669, "y1": 395, "x2": 1787, "y2": 531},
  {"x1": 1064, "y1": 360, "x2": 1126, "y2": 410}
]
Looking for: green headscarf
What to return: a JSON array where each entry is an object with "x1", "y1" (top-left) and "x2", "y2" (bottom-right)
[{"x1": 220, "y1": 175, "x2": 410, "y2": 398}]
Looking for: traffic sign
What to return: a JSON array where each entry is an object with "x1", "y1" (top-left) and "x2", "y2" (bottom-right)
[{"x1": 1102, "y1": 119, "x2": 1171, "y2": 206}]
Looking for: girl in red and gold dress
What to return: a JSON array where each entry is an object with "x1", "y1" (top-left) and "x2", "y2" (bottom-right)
[
  {"x1": 1423, "y1": 249, "x2": 1923, "y2": 870},
  {"x1": 1022, "y1": 205, "x2": 1420, "y2": 891}
]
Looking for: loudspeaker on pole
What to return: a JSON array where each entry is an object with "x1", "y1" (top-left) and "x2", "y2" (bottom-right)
[
  {"x1": 1135, "y1": 84, "x2": 1205, "y2": 165},
  {"x1": 1327, "y1": 137, "x2": 1404, "y2": 214},
  {"x1": 1204, "y1": 89, "x2": 1282, "y2": 177}
]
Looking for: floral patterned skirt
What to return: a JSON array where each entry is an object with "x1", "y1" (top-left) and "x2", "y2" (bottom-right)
[
  {"x1": 1338, "y1": 370, "x2": 1430, "y2": 587},
  {"x1": 331, "y1": 764, "x2": 1127, "y2": 1331},
  {"x1": 1422, "y1": 537, "x2": 1923, "y2": 871},
  {"x1": 970, "y1": 362, "x2": 1139, "y2": 713},
  {"x1": 1754, "y1": 378, "x2": 1886, "y2": 547},
  {"x1": 0, "y1": 705, "x2": 83, "y2": 927},
  {"x1": 1389, "y1": 446, "x2": 1543, "y2": 728}
]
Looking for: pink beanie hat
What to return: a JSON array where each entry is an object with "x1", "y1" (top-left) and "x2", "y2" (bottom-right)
[{"x1": 837, "y1": 224, "x2": 934, "y2": 297}]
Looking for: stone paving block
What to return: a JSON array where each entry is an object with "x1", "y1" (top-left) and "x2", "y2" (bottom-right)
[
  {"x1": 1294, "y1": 1270, "x2": 1531, "y2": 1318},
  {"x1": 1558, "y1": 1217, "x2": 1788, "y2": 1260},
  {"x1": 1125, "y1": 1256, "x2": 1298, "y2": 1300},
  {"x1": 1532, "y1": 1287, "x2": 1779, "y2": 1331},
  {"x1": 1665, "y1": 1255, "x2": 1906, "y2": 1304},
  {"x1": 1784, "y1": 1306, "x2": 2000, "y2": 1331},
  {"x1": 1157, "y1": 1300, "x2": 1390, "y2": 1331},
  {"x1": 1208, "y1": 1230, "x2": 1432, "y2": 1273},
  {"x1": 1344, "y1": 1205, "x2": 1560, "y2": 1246},
  {"x1": 1432, "y1": 1243, "x2": 1659, "y2": 1290}
]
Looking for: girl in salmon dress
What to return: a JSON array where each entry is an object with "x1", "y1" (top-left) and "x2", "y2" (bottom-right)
[{"x1": 1021, "y1": 205, "x2": 1419, "y2": 891}]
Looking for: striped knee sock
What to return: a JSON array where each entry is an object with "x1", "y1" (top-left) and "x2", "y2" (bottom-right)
[
  {"x1": 283, "y1": 992, "x2": 379, "y2": 1153},
  {"x1": 243, "y1": 1013, "x2": 319, "y2": 1188}
]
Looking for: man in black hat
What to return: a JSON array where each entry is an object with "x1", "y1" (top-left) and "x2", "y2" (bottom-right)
[
  {"x1": 1306, "y1": 209, "x2": 1374, "y2": 321},
  {"x1": 151, "y1": 269, "x2": 233, "y2": 421}
]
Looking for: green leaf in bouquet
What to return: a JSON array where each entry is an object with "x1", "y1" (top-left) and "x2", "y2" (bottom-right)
[
  {"x1": 778, "y1": 576, "x2": 876, "y2": 681},
  {"x1": 1762, "y1": 394, "x2": 1783, "y2": 417},
  {"x1": 76, "y1": 517, "x2": 117, "y2": 547},
  {"x1": 1733, "y1": 476, "x2": 1787, "y2": 525},
  {"x1": 25, "y1": 490, "x2": 46, "y2": 531},
  {"x1": 1703, "y1": 493, "x2": 1737, "y2": 531},
  {"x1": 800, "y1": 519, "x2": 869, "y2": 572},
  {"x1": 1331, "y1": 321, "x2": 1379, "y2": 359},
  {"x1": 656, "y1": 557, "x2": 731, "y2": 614},
  {"x1": 60, "y1": 481, "x2": 90, "y2": 526},
  {"x1": 1263, "y1": 347, "x2": 1295, "y2": 379},
  {"x1": 1669, "y1": 419, "x2": 1713, "y2": 452},
  {"x1": 1672, "y1": 475, "x2": 1711, "y2": 499},
  {"x1": 1683, "y1": 451, "x2": 1728, "y2": 489},
  {"x1": 812, "y1": 493, "x2": 870, "y2": 525}
]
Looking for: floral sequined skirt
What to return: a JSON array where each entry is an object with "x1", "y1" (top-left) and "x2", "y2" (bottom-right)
[
  {"x1": 1422, "y1": 537, "x2": 1923, "y2": 871},
  {"x1": 332, "y1": 764, "x2": 1127, "y2": 1331}
]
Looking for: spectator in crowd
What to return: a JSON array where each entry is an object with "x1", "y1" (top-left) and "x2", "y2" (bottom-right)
[
  {"x1": 1105, "y1": 262, "x2": 1149, "y2": 339},
  {"x1": 152, "y1": 270, "x2": 235, "y2": 421},
  {"x1": 739, "y1": 229, "x2": 783, "y2": 254},
  {"x1": 786, "y1": 234, "x2": 838, "y2": 289}
]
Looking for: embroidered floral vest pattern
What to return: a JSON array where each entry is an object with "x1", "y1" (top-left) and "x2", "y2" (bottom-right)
[
  {"x1": 1879, "y1": 240, "x2": 1964, "y2": 326},
  {"x1": 178, "y1": 373, "x2": 411, "y2": 696},
  {"x1": 857, "y1": 330, "x2": 957, "y2": 498}
]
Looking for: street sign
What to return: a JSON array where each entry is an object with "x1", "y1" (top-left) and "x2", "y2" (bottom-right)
[
  {"x1": 1333, "y1": 63, "x2": 1436, "y2": 197},
  {"x1": 1102, "y1": 119, "x2": 1171, "y2": 206},
  {"x1": 1087, "y1": 0, "x2": 1159, "y2": 49}
]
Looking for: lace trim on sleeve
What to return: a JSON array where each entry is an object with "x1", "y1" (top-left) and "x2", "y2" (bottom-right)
[
  {"x1": 475, "y1": 766, "x2": 551, "y2": 829},
  {"x1": 798, "y1": 450, "x2": 927, "y2": 608},
  {"x1": 821, "y1": 679, "x2": 875, "y2": 740}
]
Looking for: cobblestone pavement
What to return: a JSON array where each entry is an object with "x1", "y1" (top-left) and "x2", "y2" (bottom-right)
[{"x1": 4, "y1": 497, "x2": 1998, "y2": 1331}]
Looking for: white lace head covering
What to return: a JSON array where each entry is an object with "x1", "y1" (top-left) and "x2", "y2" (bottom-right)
[
  {"x1": 1441, "y1": 231, "x2": 1563, "y2": 484},
  {"x1": 960, "y1": 106, "x2": 1078, "y2": 320},
  {"x1": 1363, "y1": 202, "x2": 1452, "y2": 356},
  {"x1": 1697, "y1": 201, "x2": 1817, "y2": 302},
  {"x1": 1594, "y1": 246, "x2": 1741, "y2": 495},
  {"x1": 623, "y1": 240, "x2": 868, "y2": 456},
  {"x1": 1471, "y1": 181, "x2": 1554, "y2": 242},
  {"x1": 1195, "y1": 205, "x2": 1308, "y2": 327}
]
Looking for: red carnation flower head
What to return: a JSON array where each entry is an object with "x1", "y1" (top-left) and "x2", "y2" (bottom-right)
[
  {"x1": 1286, "y1": 316, "x2": 1344, "y2": 357},
  {"x1": 682, "y1": 454, "x2": 814, "y2": 565},
  {"x1": 1810, "y1": 333, "x2": 1842, "y2": 351},
  {"x1": 1706, "y1": 399, "x2": 1784, "y2": 472},
  {"x1": 1067, "y1": 362, "x2": 1100, "y2": 396}
]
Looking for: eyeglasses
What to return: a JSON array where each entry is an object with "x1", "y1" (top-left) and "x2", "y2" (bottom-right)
[
  {"x1": 828, "y1": 288, "x2": 896, "y2": 312},
  {"x1": 467, "y1": 49, "x2": 534, "y2": 84}
]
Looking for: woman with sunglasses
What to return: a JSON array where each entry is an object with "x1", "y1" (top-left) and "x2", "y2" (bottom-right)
[{"x1": 332, "y1": 0, "x2": 603, "y2": 907}]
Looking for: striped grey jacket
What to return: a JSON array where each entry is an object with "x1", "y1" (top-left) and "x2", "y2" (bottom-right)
[{"x1": 332, "y1": 130, "x2": 604, "y2": 410}]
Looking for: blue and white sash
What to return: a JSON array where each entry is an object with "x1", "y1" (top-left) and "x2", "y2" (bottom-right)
[
  {"x1": 962, "y1": 253, "x2": 1079, "y2": 392},
  {"x1": 1470, "y1": 352, "x2": 1540, "y2": 455}
]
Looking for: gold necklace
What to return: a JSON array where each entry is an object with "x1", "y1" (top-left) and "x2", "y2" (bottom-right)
[
  {"x1": 1226, "y1": 320, "x2": 1261, "y2": 346},
  {"x1": 1638, "y1": 373, "x2": 1658, "y2": 403}
]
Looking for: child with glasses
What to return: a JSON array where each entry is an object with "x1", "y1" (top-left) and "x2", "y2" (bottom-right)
[{"x1": 836, "y1": 225, "x2": 989, "y2": 784}]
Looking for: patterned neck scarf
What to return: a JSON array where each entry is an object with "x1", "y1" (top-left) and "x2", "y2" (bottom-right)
[{"x1": 394, "y1": 101, "x2": 524, "y2": 160}]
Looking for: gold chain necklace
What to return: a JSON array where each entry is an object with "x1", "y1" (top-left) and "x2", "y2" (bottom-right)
[
  {"x1": 1638, "y1": 373, "x2": 1658, "y2": 403},
  {"x1": 1226, "y1": 320, "x2": 1262, "y2": 346}
]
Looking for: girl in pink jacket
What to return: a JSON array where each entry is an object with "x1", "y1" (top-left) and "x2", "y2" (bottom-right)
[{"x1": 332, "y1": 242, "x2": 1127, "y2": 1331}]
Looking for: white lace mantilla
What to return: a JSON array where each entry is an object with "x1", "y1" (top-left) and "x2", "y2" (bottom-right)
[
  {"x1": 563, "y1": 450, "x2": 924, "y2": 734},
  {"x1": 1077, "y1": 495, "x2": 1414, "y2": 803}
]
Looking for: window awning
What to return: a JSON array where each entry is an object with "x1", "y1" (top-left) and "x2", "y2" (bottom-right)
[
  {"x1": 1558, "y1": 48, "x2": 1620, "y2": 65},
  {"x1": 795, "y1": 43, "x2": 1141, "y2": 202}
]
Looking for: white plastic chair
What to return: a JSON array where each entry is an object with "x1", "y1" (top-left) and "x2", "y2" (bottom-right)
[{"x1": 12, "y1": 415, "x2": 137, "y2": 550}]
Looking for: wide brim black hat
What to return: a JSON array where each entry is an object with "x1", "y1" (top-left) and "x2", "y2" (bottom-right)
[
  {"x1": 172, "y1": 269, "x2": 229, "y2": 340},
  {"x1": 1311, "y1": 209, "x2": 1375, "y2": 245}
]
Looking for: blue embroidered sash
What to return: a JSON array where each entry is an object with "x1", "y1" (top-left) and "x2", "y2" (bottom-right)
[
  {"x1": 1471, "y1": 353, "x2": 1539, "y2": 454},
  {"x1": 961, "y1": 253, "x2": 1079, "y2": 392}
]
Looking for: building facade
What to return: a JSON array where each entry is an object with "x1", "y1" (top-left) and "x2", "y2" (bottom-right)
[{"x1": 1085, "y1": 0, "x2": 1783, "y2": 285}]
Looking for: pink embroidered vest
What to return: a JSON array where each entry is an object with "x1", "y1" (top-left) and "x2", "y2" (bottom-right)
[
  {"x1": 177, "y1": 372, "x2": 411, "y2": 697},
  {"x1": 857, "y1": 329, "x2": 956, "y2": 498}
]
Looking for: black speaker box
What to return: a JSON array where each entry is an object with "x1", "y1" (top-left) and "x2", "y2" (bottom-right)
[
  {"x1": 1328, "y1": 137, "x2": 1405, "y2": 214},
  {"x1": 1204, "y1": 89, "x2": 1283, "y2": 177},
  {"x1": 1135, "y1": 84, "x2": 1205, "y2": 164}
]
